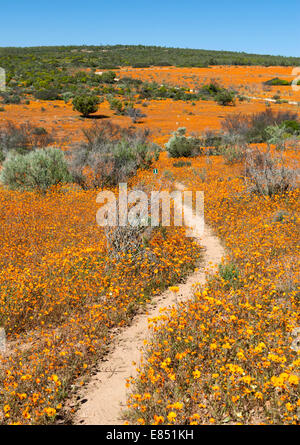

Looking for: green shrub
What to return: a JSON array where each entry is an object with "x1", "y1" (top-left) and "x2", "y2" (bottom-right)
[
  {"x1": 265, "y1": 125, "x2": 287, "y2": 150},
  {"x1": 200, "y1": 81, "x2": 222, "y2": 97},
  {"x1": 68, "y1": 122, "x2": 160, "y2": 188},
  {"x1": 72, "y1": 95, "x2": 101, "y2": 117},
  {"x1": 108, "y1": 96, "x2": 126, "y2": 114},
  {"x1": 34, "y1": 88, "x2": 60, "y2": 100},
  {"x1": 61, "y1": 91, "x2": 74, "y2": 103},
  {"x1": 97, "y1": 71, "x2": 116, "y2": 84},
  {"x1": 0, "y1": 147, "x2": 72, "y2": 191},
  {"x1": 264, "y1": 77, "x2": 291, "y2": 86},
  {"x1": 165, "y1": 128, "x2": 201, "y2": 158},
  {"x1": 0, "y1": 92, "x2": 21, "y2": 104},
  {"x1": 221, "y1": 144, "x2": 246, "y2": 164},
  {"x1": 280, "y1": 120, "x2": 300, "y2": 135},
  {"x1": 222, "y1": 108, "x2": 299, "y2": 143},
  {"x1": 200, "y1": 130, "x2": 223, "y2": 155},
  {"x1": 32, "y1": 127, "x2": 48, "y2": 136},
  {"x1": 215, "y1": 89, "x2": 235, "y2": 106}
]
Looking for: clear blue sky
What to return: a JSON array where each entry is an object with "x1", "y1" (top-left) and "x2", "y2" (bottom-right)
[{"x1": 0, "y1": 0, "x2": 299, "y2": 56}]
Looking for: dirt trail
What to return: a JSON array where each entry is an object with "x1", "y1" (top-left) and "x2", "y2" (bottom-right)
[
  {"x1": 246, "y1": 95, "x2": 299, "y2": 106},
  {"x1": 73, "y1": 182, "x2": 224, "y2": 425}
]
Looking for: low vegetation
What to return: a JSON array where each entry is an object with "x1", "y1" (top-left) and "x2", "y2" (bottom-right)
[
  {"x1": 0, "y1": 53, "x2": 299, "y2": 426},
  {"x1": 126, "y1": 142, "x2": 300, "y2": 426},
  {"x1": 72, "y1": 95, "x2": 102, "y2": 117},
  {"x1": 0, "y1": 147, "x2": 72, "y2": 192},
  {"x1": 165, "y1": 128, "x2": 201, "y2": 158},
  {"x1": 0, "y1": 122, "x2": 54, "y2": 162},
  {"x1": 68, "y1": 122, "x2": 160, "y2": 188}
]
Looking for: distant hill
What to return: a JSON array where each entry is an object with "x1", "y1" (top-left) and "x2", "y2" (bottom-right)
[{"x1": 1, "y1": 44, "x2": 299, "y2": 69}]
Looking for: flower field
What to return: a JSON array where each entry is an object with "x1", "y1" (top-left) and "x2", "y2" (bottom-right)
[
  {"x1": 0, "y1": 184, "x2": 201, "y2": 423},
  {"x1": 126, "y1": 149, "x2": 300, "y2": 425},
  {"x1": 0, "y1": 60, "x2": 299, "y2": 425}
]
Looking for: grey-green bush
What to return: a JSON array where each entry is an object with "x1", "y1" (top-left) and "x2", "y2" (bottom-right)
[
  {"x1": 68, "y1": 122, "x2": 160, "y2": 188},
  {"x1": 165, "y1": 127, "x2": 201, "y2": 158},
  {"x1": 245, "y1": 148, "x2": 297, "y2": 197},
  {"x1": 0, "y1": 147, "x2": 72, "y2": 191}
]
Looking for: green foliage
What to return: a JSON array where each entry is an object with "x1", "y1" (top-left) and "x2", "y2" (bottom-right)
[
  {"x1": 264, "y1": 77, "x2": 291, "y2": 86},
  {"x1": 0, "y1": 92, "x2": 21, "y2": 104},
  {"x1": 32, "y1": 127, "x2": 48, "y2": 136},
  {"x1": 200, "y1": 129, "x2": 223, "y2": 153},
  {"x1": 1, "y1": 46, "x2": 298, "y2": 80},
  {"x1": 200, "y1": 81, "x2": 222, "y2": 96},
  {"x1": 215, "y1": 89, "x2": 235, "y2": 106},
  {"x1": 97, "y1": 71, "x2": 116, "y2": 83},
  {"x1": 108, "y1": 96, "x2": 126, "y2": 114},
  {"x1": 34, "y1": 88, "x2": 60, "y2": 100},
  {"x1": 72, "y1": 95, "x2": 101, "y2": 117},
  {"x1": 61, "y1": 91, "x2": 75, "y2": 103},
  {"x1": 138, "y1": 82, "x2": 200, "y2": 101},
  {"x1": 218, "y1": 263, "x2": 240, "y2": 289},
  {"x1": 165, "y1": 128, "x2": 201, "y2": 158},
  {"x1": 173, "y1": 160, "x2": 192, "y2": 167},
  {"x1": 265, "y1": 125, "x2": 288, "y2": 150},
  {"x1": 280, "y1": 120, "x2": 300, "y2": 135},
  {"x1": 1, "y1": 46, "x2": 299, "y2": 106},
  {"x1": 222, "y1": 108, "x2": 299, "y2": 143},
  {"x1": 0, "y1": 147, "x2": 72, "y2": 191},
  {"x1": 221, "y1": 144, "x2": 246, "y2": 164},
  {"x1": 68, "y1": 122, "x2": 160, "y2": 188}
]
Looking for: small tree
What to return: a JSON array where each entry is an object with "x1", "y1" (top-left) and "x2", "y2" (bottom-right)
[
  {"x1": 73, "y1": 95, "x2": 102, "y2": 117},
  {"x1": 216, "y1": 89, "x2": 235, "y2": 106}
]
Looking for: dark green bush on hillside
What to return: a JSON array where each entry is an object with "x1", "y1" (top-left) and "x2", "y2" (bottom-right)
[
  {"x1": 264, "y1": 77, "x2": 291, "y2": 86},
  {"x1": 72, "y1": 95, "x2": 102, "y2": 117},
  {"x1": 215, "y1": 89, "x2": 235, "y2": 106}
]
